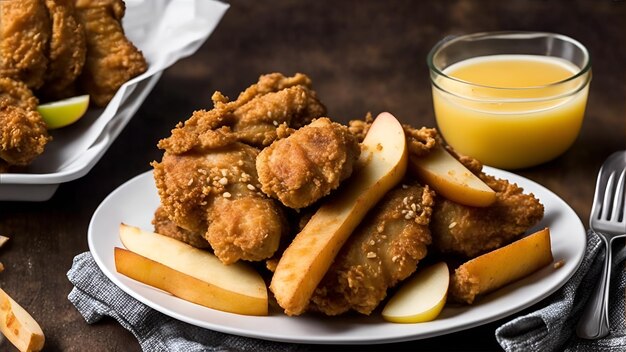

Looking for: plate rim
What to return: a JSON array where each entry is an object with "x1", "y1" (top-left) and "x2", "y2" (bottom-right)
[{"x1": 88, "y1": 166, "x2": 586, "y2": 344}]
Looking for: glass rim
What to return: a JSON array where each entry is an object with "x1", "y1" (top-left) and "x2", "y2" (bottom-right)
[{"x1": 426, "y1": 31, "x2": 592, "y2": 92}]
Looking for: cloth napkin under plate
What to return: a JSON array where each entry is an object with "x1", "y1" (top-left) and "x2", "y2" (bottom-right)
[
  {"x1": 67, "y1": 230, "x2": 625, "y2": 352},
  {"x1": 67, "y1": 252, "x2": 309, "y2": 352},
  {"x1": 496, "y1": 230, "x2": 626, "y2": 351}
]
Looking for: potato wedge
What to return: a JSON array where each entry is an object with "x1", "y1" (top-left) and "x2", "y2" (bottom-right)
[
  {"x1": 409, "y1": 146, "x2": 496, "y2": 207},
  {"x1": 0, "y1": 288, "x2": 45, "y2": 352},
  {"x1": 450, "y1": 227, "x2": 553, "y2": 304},
  {"x1": 119, "y1": 224, "x2": 267, "y2": 315},
  {"x1": 270, "y1": 112, "x2": 408, "y2": 315}
]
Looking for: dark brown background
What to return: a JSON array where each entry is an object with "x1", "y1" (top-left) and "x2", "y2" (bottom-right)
[{"x1": 1, "y1": 0, "x2": 625, "y2": 350}]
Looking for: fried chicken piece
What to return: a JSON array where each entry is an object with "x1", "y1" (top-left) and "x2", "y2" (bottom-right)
[
  {"x1": 0, "y1": 98, "x2": 50, "y2": 167},
  {"x1": 206, "y1": 195, "x2": 286, "y2": 264},
  {"x1": 152, "y1": 141, "x2": 287, "y2": 264},
  {"x1": 0, "y1": 0, "x2": 51, "y2": 89},
  {"x1": 230, "y1": 85, "x2": 326, "y2": 147},
  {"x1": 0, "y1": 77, "x2": 38, "y2": 111},
  {"x1": 430, "y1": 172, "x2": 544, "y2": 258},
  {"x1": 158, "y1": 73, "x2": 326, "y2": 153},
  {"x1": 74, "y1": 0, "x2": 147, "y2": 106},
  {"x1": 40, "y1": 0, "x2": 86, "y2": 100},
  {"x1": 152, "y1": 206, "x2": 210, "y2": 249},
  {"x1": 256, "y1": 118, "x2": 361, "y2": 209},
  {"x1": 309, "y1": 183, "x2": 435, "y2": 316}
]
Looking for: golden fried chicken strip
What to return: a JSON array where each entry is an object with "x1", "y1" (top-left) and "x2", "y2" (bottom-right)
[
  {"x1": 309, "y1": 183, "x2": 435, "y2": 316},
  {"x1": 152, "y1": 142, "x2": 287, "y2": 264},
  {"x1": 0, "y1": 0, "x2": 51, "y2": 89},
  {"x1": 206, "y1": 196, "x2": 286, "y2": 264},
  {"x1": 256, "y1": 118, "x2": 361, "y2": 209},
  {"x1": 0, "y1": 98, "x2": 50, "y2": 167},
  {"x1": 41, "y1": 0, "x2": 86, "y2": 100},
  {"x1": 430, "y1": 172, "x2": 544, "y2": 258},
  {"x1": 158, "y1": 73, "x2": 326, "y2": 153},
  {"x1": 74, "y1": 0, "x2": 147, "y2": 106},
  {"x1": 152, "y1": 206, "x2": 210, "y2": 249}
]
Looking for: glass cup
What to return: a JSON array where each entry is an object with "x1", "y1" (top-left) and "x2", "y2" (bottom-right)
[{"x1": 427, "y1": 31, "x2": 591, "y2": 169}]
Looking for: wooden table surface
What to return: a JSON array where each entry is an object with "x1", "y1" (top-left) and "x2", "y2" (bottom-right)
[{"x1": 1, "y1": 1, "x2": 624, "y2": 351}]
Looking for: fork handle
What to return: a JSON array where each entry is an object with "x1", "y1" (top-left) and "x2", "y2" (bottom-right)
[{"x1": 576, "y1": 236, "x2": 612, "y2": 339}]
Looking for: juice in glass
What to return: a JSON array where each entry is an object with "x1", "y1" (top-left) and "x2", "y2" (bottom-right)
[{"x1": 428, "y1": 32, "x2": 591, "y2": 169}]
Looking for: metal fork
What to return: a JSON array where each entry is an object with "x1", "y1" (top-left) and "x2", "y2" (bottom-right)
[{"x1": 577, "y1": 151, "x2": 626, "y2": 339}]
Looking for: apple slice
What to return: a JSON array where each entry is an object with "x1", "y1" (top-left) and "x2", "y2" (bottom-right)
[
  {"x1": 382, "y1": 262, "x2": 449, "y2": 323},
  {"x1": 270, "y1": 112, "x2": 408, "y2": 316},
  {"x1": 0, "y1": 288, "x2": 45, "y2": 352},
  {"x1": 118, "y1": 224, "x2": 267, "y2": 315},
  {"x1": 409, "y1": 146, "x2": 496, "y2": 207},
  {"x1": 37, "y1": 95, "x2": 89, "y2": 129},
  {"x1": 114, "y1": 248, "x2": 266, "y2": 315},
  {"x1": 450, "y1": 227, "x2": 553, "y2": 304}
]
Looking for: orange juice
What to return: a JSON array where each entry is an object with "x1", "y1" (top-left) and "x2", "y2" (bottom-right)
[{"x1": 432, "y1": 54, "x2": 590, "y2": 169}]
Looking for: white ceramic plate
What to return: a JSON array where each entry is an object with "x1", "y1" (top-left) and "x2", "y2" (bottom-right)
[{"x1": 88, "y1": 166, "x2": 586, "y2": 344}]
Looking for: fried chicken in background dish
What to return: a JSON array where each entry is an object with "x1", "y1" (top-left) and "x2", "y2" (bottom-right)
[
  {"x1": 152, "y1": 141, "x2": 287, "y2": 265},
  {"x1": 158, "y1": 73, "x2": 326, "y2": 154},
  {"x1": 0, "y1": 98, "x2": 50, "y2": 168},
  {"x1": 309, "y1": 183, "x2": 435, "y2": 316},
  {"x1": 40, "y1": 0, "x2": 86, "y2": 101},
  {"x1": 0, "y1": 0, "x2": 51, "y2": 90},
  {"x1": 152, "y1": 206, "x2": 210, "y2": 249},
  {"x1": 74, "y1": 0, "x2": 147, "y2": 107},
  {"x1": 0, "y1": 78, "x2": 50, "y2": 170},
  {"x1": 0, "y1": 77, "x2": 39, "y2": 111},
  {"x1": 256, "y1": 117, "x2": 361, "y2": 209},
  {"x1": 430, "y1": 172, "x2": 544, "y2": 258}
]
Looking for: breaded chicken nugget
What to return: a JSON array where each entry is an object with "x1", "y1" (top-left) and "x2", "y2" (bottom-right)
[
  {"x1": 0, "y1": 77, "x2": 38, "y2": 111},
  {"x1": 0, "y1": 98, "x2": 50, "y2": 167},
  {"x1": 256, "y1": 118, "x2": 361, "y2": 209}
]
